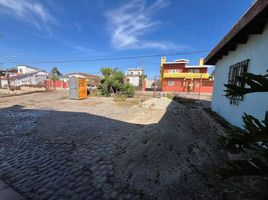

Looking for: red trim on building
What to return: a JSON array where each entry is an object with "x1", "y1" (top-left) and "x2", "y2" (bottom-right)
[{"x1": 161, "y1": 60, "x2": 213, "y2": 94}]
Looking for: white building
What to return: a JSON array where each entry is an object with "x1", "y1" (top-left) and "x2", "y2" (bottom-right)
[
  {"x1": 126, "y1": 68, "x2": 144, "y2": 76},
  {"x1": 0, "y1": 65, "x2": 48, "y2": 88},
  {"x1": 204, "y1": 0, "x2": 268, "y2": 128},
  {"x1": 17, "y1": 65, "x2": 40, "y2": 74},
  {"x1": 125, "y1": 68, "x2": 144, "y2": 87}
]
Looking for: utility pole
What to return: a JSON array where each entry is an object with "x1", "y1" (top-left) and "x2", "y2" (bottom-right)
[
  {"x1": 198, "y1": 74, "x2": 202, "y2": 100},
  {"x1": 0, "y1": 69, "x2": 2, "y2": 88},
  {"x1": 0, "y1": 63, "x2": 3, "y2": 88},
  {"x1": 153, "y1": 76, "x2": 156, "y2": 97},
  {"x1": 6, "y1": 68, "x2": 10, "y2": 90}
]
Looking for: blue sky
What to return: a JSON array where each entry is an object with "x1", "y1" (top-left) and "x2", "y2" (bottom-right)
[{"x1": 0, "y1": 0, "x2": 253, "y2": 79}]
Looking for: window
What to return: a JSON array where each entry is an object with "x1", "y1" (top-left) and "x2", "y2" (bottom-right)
[
  {"x1": 168, "y1": 69, "x2": 181, "y2": 73},
  {"x1": 226, "y1": 59, "x2": 250, "y2": 104},
  {"x1": 188, "y1": 69, "x2": 200, "y2": 73},
  {"x1": 168, "y1": 81, "x2": 174, "y2": 86}
]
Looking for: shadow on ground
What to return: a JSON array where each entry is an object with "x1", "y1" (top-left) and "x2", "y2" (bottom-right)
[{"x1": 0, "y1": 100, "x2": 267, "y2": 200}]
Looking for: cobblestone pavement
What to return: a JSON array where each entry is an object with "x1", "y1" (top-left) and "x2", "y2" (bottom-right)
[
  {"x1": 1, "y1": 91, "x2": 266, "y2": 199},
  {"x1": 0, "y1": 102, "x2": 150, "y2": 199}
]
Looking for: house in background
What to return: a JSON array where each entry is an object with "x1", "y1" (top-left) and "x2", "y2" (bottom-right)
[
  {"x1": 204, "y1": 0, "x2": 268, "y2": 128},
  {"x1": 160, "y1": 57, "x2": 213, "y2": 94},
  {"x1": 125, "y1": 68, "x2": 144, "y2": 88},
  {"x1": 0, "y1": 68, "x2": 8, "y2": 88},
  {"x1": 0, "y1": 65, "x2": 48, "y2": 88},
  {"x1": 61, "y1": 72, "x2": 100, "y2": 86},
  {"x1": 145, "y1": 79, "x2": 161, "y2": 91},
  {"x1": 17, "y1": 65, "x2": 40, "y2": 74}
]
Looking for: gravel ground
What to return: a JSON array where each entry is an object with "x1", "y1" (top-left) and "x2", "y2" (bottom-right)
[{"x1": 0, "y1": 91, "x2": 266, "y2": 200}]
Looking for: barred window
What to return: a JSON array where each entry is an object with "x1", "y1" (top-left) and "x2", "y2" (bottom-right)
[
  {"x1": 227, "y1": 59, "x2": 250, "y2": 104},
  {"x1": 168, "y1": 81, "x2": 174, "y2": 86}
]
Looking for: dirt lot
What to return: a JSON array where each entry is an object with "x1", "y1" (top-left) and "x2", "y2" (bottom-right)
[
  {"x1": 0, "y1": 91, "x2": 266, "y2": 200},
  {"x1": 0, "y1": 87, "x2": 46, "y2": 97}
]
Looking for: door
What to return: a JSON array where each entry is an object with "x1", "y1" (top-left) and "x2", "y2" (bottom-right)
[{"x1": 78, "y1": 78, "x2": 87, "y2": 99}]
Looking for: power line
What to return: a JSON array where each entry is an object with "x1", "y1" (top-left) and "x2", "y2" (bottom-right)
[
  {"x1": 0, "y1": 48, "x2": 112, "y2": 58},
  {"x1": 2, "y1": 50, "x2": 209, "y2": 64}
]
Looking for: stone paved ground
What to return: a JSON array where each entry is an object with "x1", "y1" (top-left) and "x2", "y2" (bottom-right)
[
  {"x1": 0, "y1": 107, "x2": 142, "y2": 199},
  {"x1": 0, "y1": 91, "x2": 168, "y2": 200},
  {"x1": 1, "y1": 91, "x2": 266, "y2": 200},
  {"x1": 0, "y1": 179, "x2": 25, "y2": 200}
]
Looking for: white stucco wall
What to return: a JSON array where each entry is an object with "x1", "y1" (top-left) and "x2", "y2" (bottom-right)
[
  {"x1": 146, "y1": 79, "x2": 154, "y2": 88},
  {"x1": 12, "y1": 76, "x2": 47, "y2": 86},
  {"x1": 126, "y1": 76, "x2": 140, "y2": 86},
  {"x1": 126, "y1": 69, "x2": 143, "y2": 76},
  {"x1": 17, "y1": 66, "x2": 38, "y2": 74},
  {"x1": 211, "y1": 22, "x2": 268, "y2": 128}
]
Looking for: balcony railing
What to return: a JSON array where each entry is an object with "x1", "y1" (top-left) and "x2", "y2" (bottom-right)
[{"x1": 163, "y1": 72, "x2": 209, "y2": 79}]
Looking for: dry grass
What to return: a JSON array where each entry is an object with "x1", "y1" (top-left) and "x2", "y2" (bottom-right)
[
  {"x1": 59, "y1": 95, "x2": 68, "y2": 100},
  {"x1": 113, "y1": 95, "x2": 127, "y2": 102},
  {"x1": 80, "y1": 101, "x2": 103, "y2": 107}
]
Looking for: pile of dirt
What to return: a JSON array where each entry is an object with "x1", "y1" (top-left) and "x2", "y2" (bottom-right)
[{"x1": 114, "y1": 101, "x2": 226, "y2": 199}]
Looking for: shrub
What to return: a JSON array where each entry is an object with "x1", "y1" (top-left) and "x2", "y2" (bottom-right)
[
  {"x1": 99, "y1": 68, "x2": 135, "y2": 98},
  {"x1": 166, "y1": 93, "x2": 174, "y2": 99},
  {"x1": 122, "y1": 83, "x2": 135, "y2": 98}
]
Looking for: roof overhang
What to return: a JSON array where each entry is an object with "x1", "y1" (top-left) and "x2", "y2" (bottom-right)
[{"x1": 204, "y1": 0, "x2": 268, "y2": 65}]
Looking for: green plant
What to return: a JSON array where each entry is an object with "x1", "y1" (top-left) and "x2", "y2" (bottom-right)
[
  {"x1": 94, "y1": 89, "x2": 103, "y2": 97},
  {"x1": 50, "y1": 75, "x2": 60, "y2": 80},
  {"x1": 166, "y1": 93, "x2": 174, "y2": 99},
  {"x1": 99, "y1": 67, "x2": 135, "y2": 98},
  {"x1": 122, "y1": 82, "x2": 135, "y2": 98},
  {"x1": 51, "y1": 67, "x2": 62, "y2": 77}
]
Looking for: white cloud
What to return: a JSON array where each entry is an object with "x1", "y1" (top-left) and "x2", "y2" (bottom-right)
[
  {"x1": 0, "y1": 0, "x2": 56, "y2": 33},
  {"x1": 106, "y1": 0, "x2": 181, "y2": 50}
]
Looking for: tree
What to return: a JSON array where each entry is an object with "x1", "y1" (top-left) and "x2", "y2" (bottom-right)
[
  {"x1": 0, "y1": 71, "x2": 3, "y2": 88},
  {"x1": 99, "y1": 67, "x2": 135, "y2": 97},
  {"x1": 50, "y1": 67, "x2": 62, "y2": 80},
  {"x1": 10, "y1": 67, "x2": 17, "y2": 73},
  {"x1": 101, "y1": 68, "x2": 114, "y2": 77},
  {"x1": 50, "y1": 67, "x2": 62, "y2": 77},
  {"x1": 219, "y1": 70, "x2": 268, "y2": 178},
  {"x1": 138, "y1": 74, "x2": 147, "y2": 91}
]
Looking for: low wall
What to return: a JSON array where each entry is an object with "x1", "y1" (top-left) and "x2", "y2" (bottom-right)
[
  {"x1": 162, "y1": 79, "x2": 214, "y2": 94},
  {"x1": 45, "y1": 80, "x2": 68, "y2": 90}
]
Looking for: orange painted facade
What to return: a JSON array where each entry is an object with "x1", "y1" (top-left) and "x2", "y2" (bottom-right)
[{"x1": 78, "y1": 78, "x2": 87, "y2": 99}]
